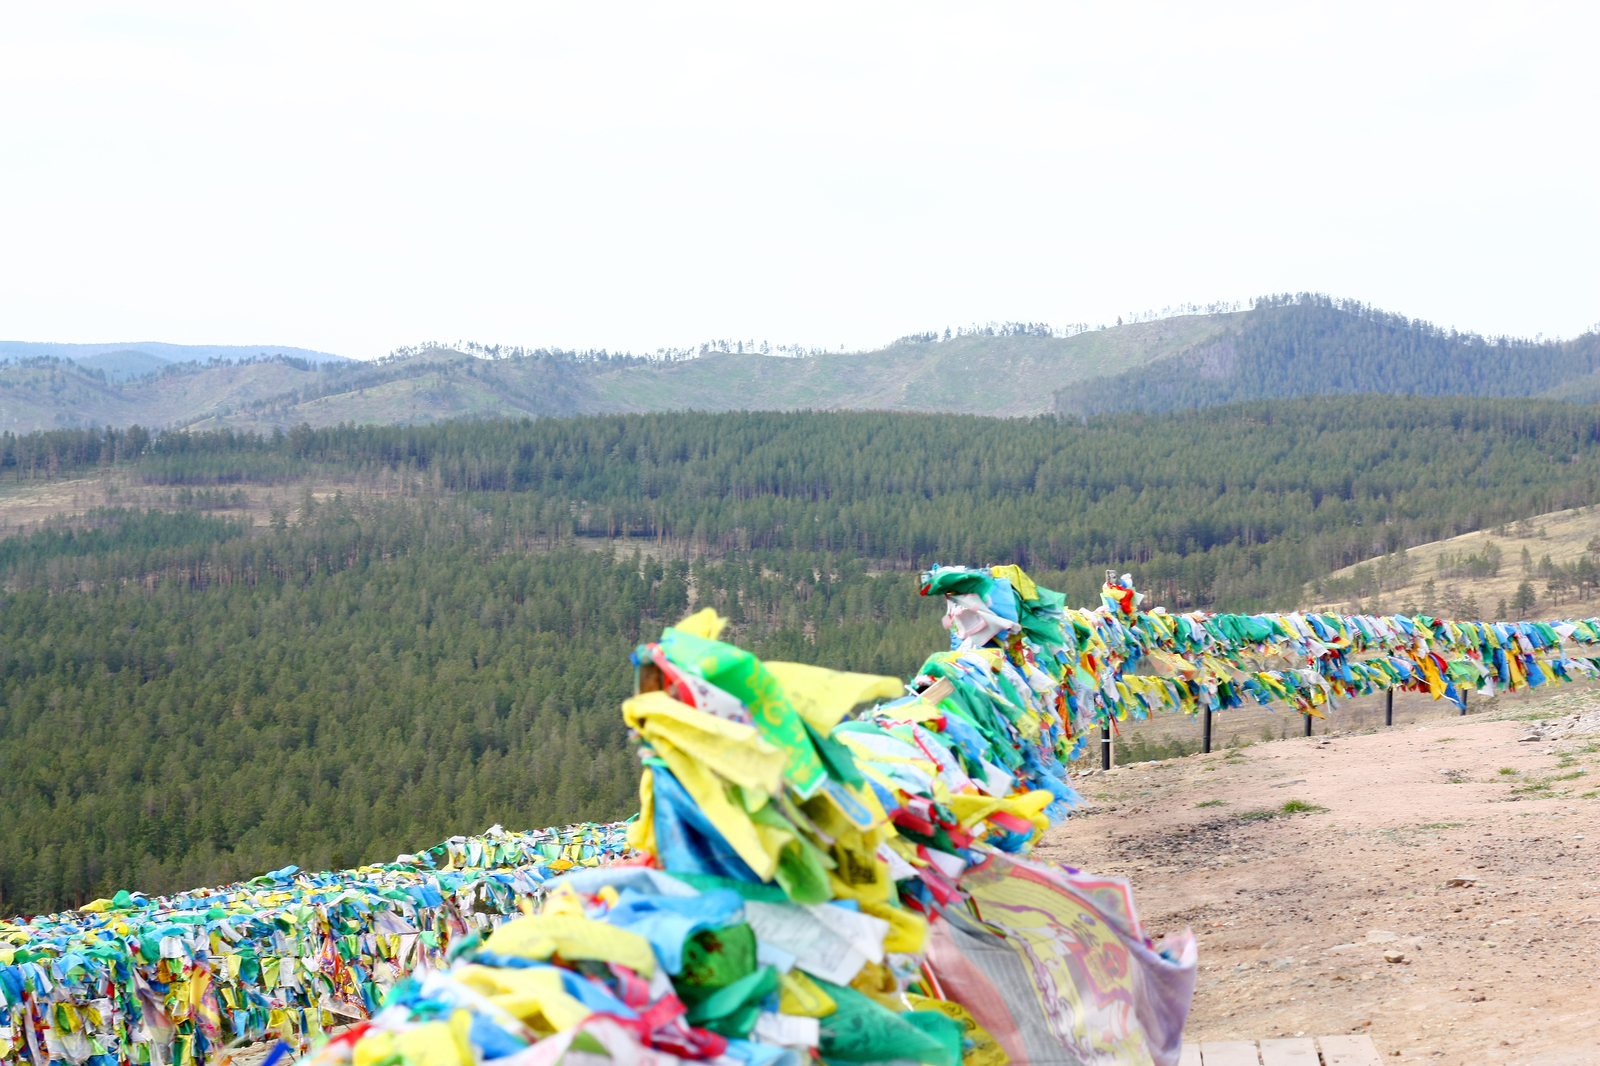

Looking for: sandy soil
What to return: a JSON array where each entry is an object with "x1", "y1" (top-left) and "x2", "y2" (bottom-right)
[
  {"x1": 1039, "y1": 691, "x2": 1600, "y2": 1065},
  {"x1": 1069, "y1": 685, "x2": 1523, "y2": 767}
]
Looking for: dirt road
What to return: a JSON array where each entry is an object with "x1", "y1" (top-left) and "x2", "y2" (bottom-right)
[{"x1": 1039, "y1": 693, "x2": 1600, "y2": 1065}]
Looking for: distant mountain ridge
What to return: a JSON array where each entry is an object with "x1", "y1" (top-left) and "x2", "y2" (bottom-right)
[
  {"x1": 0, "y1": 341, "x2": 349, "y2": 383},
  {"x1": 0, "y1": 316, "x2": 1238, "y2": 432},
  {"x1": 2, "y1": 296, "x2": 1597, "y2": 433}
]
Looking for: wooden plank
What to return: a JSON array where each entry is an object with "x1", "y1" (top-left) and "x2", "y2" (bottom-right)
[
  {"x1": 1199, "y1": 1041, "x2": 1261, "y2": 1066},
  {"x1": 1258, "y1": 1038, "x2": 1319, "y2": 1066},
  {"x1": 1178, "y1": 1044, "x2": 1204, "y2": 1066},
  {"x1": 1317, "y1": 1034, "x2": 1384, "y2": 1066}
]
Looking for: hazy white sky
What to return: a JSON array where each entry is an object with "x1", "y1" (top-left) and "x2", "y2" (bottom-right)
[{"x1": 2, "y1": 3, "x2": 1596, "y2": 358}]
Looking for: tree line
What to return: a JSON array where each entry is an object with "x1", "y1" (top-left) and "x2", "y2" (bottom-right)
[{"x1": 11, "y1": 396, "x2": 1600, "y2": 607}]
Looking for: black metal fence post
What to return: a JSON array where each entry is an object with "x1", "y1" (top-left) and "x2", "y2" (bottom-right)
[
  {"x1": 1202, "y1": 704, "x2": 1212, "y2": 754},
  {"x1": 1386, "y1": 688, "x2": 1393, "y2": 727},
  {"x1": 1101, "y1": 723, "x2": 1111, "y2": 770},
  {"x1": 1304, "y1": 712, "x2": 1313, "y2": 737}
]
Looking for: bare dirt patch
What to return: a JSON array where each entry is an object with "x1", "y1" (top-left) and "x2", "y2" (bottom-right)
[
  {"x1": 1041, "y1": 694, "x2": 1600, "y2": 1065},
  {"x1": 0, "y1": 470, "x2": 424, "y2": 538}
]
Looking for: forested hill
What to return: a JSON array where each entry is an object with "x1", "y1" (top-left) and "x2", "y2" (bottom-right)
[
  {"x1": 7, "y1": 398, "x2": 1600, "y2": 912},
  {"x1": 1054, "y1": 295, "x2": 1600, "y2": 416}
]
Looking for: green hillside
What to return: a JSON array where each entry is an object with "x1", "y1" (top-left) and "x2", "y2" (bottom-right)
[
  {"x1": 8, "y1": 397, "x2": 1600, "y2": 912},
  {"x1": 1055, "y1": 294, "x2": 1600, "y2": 416},
  {"x1": 585, "y1": 316, "x2": 1236, "y2": 417}
]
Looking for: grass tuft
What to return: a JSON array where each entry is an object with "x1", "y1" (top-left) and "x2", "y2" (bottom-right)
[
  {"x1": 1234, "y1": 798, "x2": 1328, "y2": 821},
  {"x1": 1195, "y1": 799, "x2": 1228, "y2": 808}
]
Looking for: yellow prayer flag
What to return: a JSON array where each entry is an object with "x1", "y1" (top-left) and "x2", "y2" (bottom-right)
[
  {"x1": 485, "y1": 914, "x2": 655, "y2": 977},
  {"x1": 763, "y1": 661, "x2": 904, "y2": 733}
]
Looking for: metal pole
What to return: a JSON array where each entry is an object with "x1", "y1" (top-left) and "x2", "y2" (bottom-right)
[
  {"x1": 1101, "y1": 723, "x2": 1112, "y2": 770},
  {"x1": 1304, "y1": 712, "x2": 1313, "y2": 737},
  {"x1": 1461, "y1": 689, "x2": 1469, "y2": 717},
  {"x1": 1202, "y1": 704, "x2": 1212, "y2": 754},
  {"x1": 1385, "y1": 688, "x2": 1393, "y2": 727}
]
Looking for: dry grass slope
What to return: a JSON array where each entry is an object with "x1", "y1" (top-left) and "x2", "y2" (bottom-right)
[{"x1": 1303, "y1": 507, "x2": 1600, "y2": 620}]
